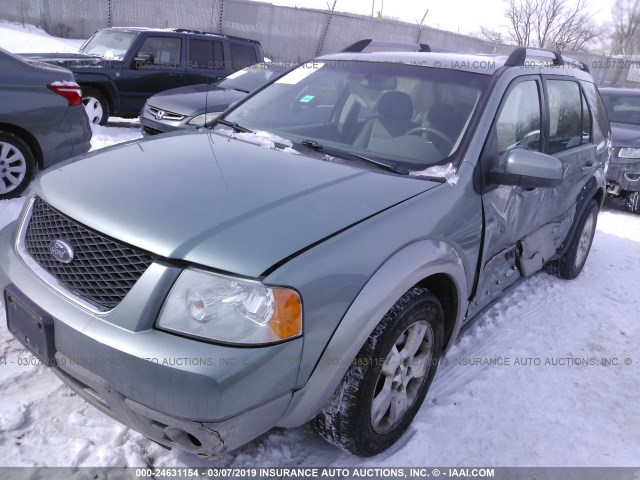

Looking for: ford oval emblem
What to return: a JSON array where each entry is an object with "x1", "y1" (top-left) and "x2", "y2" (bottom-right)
[{"x1": 49, "y1": 239, "x2": 75, "y2": 264}]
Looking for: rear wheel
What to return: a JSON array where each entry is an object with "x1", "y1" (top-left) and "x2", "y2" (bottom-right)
[
  {"x1": 82, "y1": 87, "x2": 108, "y2": 125},
  {"x1": 0, "y1": 132, "x2": 35, "y2": 200},
  {"x1": 625, "y1": 191, "x2": 640, "y2": 214},
  {"x1": 545, "y1": 200, "x2": 599, "y2": 279},
  {"x1": 313, "y1": 287, "x2": 444, "y2": 456}
]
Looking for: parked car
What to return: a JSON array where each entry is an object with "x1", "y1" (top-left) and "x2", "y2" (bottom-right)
[
  {"x1": 0, "y1": 42, "x2": 609, "y2": 457},
  {"x1": 599, "y1": 87, "x2": 640, "y2": 213},
  {"x1": 140, "y1": 62, "x2": 289, "y2": 136},
  {"x1": 20, "y1": 27, "x2": 264, "y2": 125},
  {"x1": 0, "y1": 47, "x2": 91, "y2": 200}
]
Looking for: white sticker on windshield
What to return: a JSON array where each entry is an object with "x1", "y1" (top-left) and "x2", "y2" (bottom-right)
[
  {"x1": 276, "y1": 62, "x2": 324, "y2": 84},
  {"x1": 226, "y1": 70, "x2": 248, "y2": 79}
]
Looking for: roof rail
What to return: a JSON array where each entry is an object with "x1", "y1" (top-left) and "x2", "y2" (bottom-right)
[
  {"x1": 342, "y1": 39, "x2": 431, "y2": 53},
  {"x1": 505, "y1": 46, "x2": 589, "y2": 72},
  {"x1": 172, "y1": 28, "x2": 261, "y2": 45}
]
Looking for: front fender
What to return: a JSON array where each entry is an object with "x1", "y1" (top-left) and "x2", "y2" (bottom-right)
[
  {"x1": 74, "y1": 73, "x2": 120, "y2": 113},
  {"x1": 277, "y1": 238, "x2": 468, "y2": 428}
]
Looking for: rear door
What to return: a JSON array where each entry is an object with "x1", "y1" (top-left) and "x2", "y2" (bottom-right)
[
  {"x1": 541, "y1": 76, "x2": 596, "y2": 216},
  {"x1": 185, "y1": 37, "x2": 229, "y2": 84}
]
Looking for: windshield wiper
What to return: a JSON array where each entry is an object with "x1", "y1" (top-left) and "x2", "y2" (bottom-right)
[
  {"x1": 215, "y1": 118, "x2": 253, "y2": 133},
  {"x1": 300, "y1": 139, "x2": 408, "y2": 174}
]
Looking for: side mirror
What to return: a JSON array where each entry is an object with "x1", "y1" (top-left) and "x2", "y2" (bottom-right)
[
  {"x1": 132, "y1": 54, "x2": 154, "y2": 68},
  {"x1": 491, "y1": 149, "x2": 564, "y2": 188}
]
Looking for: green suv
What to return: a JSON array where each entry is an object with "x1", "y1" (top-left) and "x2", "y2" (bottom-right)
[{"x1": 0, "y1": 42, "x2": 609, "y2": 457}]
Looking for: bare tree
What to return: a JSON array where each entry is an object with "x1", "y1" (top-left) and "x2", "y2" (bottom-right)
[
  {"x1": 505, "y1": 0, "x2": 537, "y2": 46},
  {"x1": 479, "y1": 26, "x2": 504, "y2": 44},
  {"x1": 611, "y1": 0, "x2": 640, "y2": 55},
  {"x1": 499, "y1": 0, "x2": 600, "y2": 51}
]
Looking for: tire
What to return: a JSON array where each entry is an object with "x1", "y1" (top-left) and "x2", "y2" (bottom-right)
[
  {"x1": 625, "y1": 191, "x2": 640, "y2": 215},
  {"x1": 313, "y1": 287, "x2": 444, "y2": 456},
  {"x1": 545, "y1": 199, "x2": 599, "y2": 280},
  {"x1": 0, "y1": 132, "x2": 35, "y2": 200},
  {"x1": 82, "y1": 87, "x2": 109, "y2": 125}
]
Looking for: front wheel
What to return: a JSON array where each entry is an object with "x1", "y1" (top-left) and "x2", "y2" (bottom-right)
[
  {"x1": 545, "y1": 200, "x2": 599, "y2": 279},
  {"x1": 313, "y1": 287, "x2": 444, "y2": 456},
  {"x1": 0, "y1": 132, "x2": 35, "y2": 200},
  {"x1": 82, "y1": 87, "x2": 109, "y2": 125}
]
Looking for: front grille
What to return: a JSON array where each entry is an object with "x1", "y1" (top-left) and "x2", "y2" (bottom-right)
[
  {"x1": 23, "y1": 198, "x2": 154, "y2": 311},
  {"x1": 148, "y1": 105, "x2": 185, "y2": 121}
]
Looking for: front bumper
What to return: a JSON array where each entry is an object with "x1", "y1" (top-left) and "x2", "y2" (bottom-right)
[
  {"x1": 606, "y1": 153, "x2": 640, "y2": 193},
  {"x1": 0, "y1": 216, "x2": 302, "y2": 455},
  {"x1": 53, "y1": 352, "x2": 291, "y2": 455}
]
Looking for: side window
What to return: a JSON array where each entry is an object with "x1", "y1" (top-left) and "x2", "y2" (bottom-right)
[
  {"x1": 546, "y1": 80, "x2": 582, "y2": 153},
  {"x1": 496, "y1": 80, "x2": 541, "y2": 158},
  {"x1": 230, "y1": 44, "x2": 258, "y2": 71},
  {"x1": 136, "y1": 37, "x2": 181, "y2": 67},
  {"x1": 188, "y1": 39, "x2": 224, "y2": 69}
]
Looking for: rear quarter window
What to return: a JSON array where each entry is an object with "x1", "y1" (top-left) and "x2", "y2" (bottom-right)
[{"x1": 230, "y1": 44, "x2": 258, "y2": 71}]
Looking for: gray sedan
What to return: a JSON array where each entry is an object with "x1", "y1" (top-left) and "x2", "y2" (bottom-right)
[
  {"x1": 0, "y1": 47, "x2": 91, "y2": 199},
  {"x1": 140, "y1": 62, "x2": 289, "y2": 135}
]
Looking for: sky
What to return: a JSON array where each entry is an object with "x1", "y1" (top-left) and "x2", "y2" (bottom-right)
[{"x1": 268, "y1": 0, "x2": 616, "y2": 37}]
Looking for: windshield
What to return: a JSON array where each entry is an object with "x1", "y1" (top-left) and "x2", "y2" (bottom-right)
[
  {"x1": 80, "y1": 30, "x2": 138, "y2": 59},
  {"x1": 217, "y1": 64, "x2": 285, "y2": 93},
  {"x1": 220, "y1": 60, "x2": 489, "y2": 168},
  {"x1": 601, "y1": 91, "x2": 640, "y2": 126}
]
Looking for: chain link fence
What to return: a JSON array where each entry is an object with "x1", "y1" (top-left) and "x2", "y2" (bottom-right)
[{"x1": 0, "y1": 0, "x2": 635, "y2": 87}]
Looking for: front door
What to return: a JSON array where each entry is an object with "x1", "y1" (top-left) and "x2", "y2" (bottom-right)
[{"x1": 117, "y1": 35, "x2": 186, "y2": 114}]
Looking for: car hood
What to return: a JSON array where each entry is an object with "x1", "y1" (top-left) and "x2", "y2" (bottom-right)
[
  {"x1": 147, "y1": 85, "x2": 247, "y2": 116},
  {"x1": 35, "y1": 132, "x2": 437, "y2": 278},
  {"x1": 611, "y1": 122, "x2": 640, "y2": 148},
  {"x1": 18, "y1": 52, "x2": 121, "y2": 69}
]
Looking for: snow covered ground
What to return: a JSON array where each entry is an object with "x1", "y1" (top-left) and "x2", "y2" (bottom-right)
[
  {"x1": 0, "y1": 20, "x2": 84, "y2": 53},
  {"x1": 1, "y1": 21, "x2": 639, "y2": 468}
]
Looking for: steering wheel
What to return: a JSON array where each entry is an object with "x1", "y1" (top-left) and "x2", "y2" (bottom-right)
[{"x1": 406, "y1": 126, "x2": 455, "y2": 153}]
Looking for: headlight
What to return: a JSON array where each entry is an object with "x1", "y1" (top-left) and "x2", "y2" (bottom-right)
[
  {"x1": 157, "y1": 269, "x2": 302, "y2": 344},
  {"x1": 187, "y1": 112, "x2": 223, "y2": 126},
  {"x1": 618, "y1": 147, "x2": 640, "y2": 159}
]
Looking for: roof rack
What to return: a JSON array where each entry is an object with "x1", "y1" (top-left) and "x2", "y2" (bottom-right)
[
  {"x1": 172, "y1": 28, "x2": 261, "y2": 45},
  {"x1": 342, "y1": 39, "x2": 431, "y2": 53},
  {"x1": 505, "y1": 47, "x2": 589, "y2": 72}
]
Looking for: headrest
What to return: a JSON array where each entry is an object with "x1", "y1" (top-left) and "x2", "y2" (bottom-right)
[{"x1": 378, "y1": 91, "x2": 413, "y2": 120}]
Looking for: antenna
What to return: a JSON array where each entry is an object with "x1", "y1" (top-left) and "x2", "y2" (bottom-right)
[
  {"x1": 205, "y1": 42, "x2": 213, "y2": 128},
  {"x1": 415, "y1": 8, "x2": 429, "y2": 43}
]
